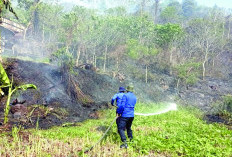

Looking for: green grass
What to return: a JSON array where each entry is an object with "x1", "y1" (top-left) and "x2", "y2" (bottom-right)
[
  {"x1": 2, "y1": 55, "x2": 50, "y2": 64},
  {"x1": 35, "y1": 104, "x2": 232, "y2": 157},
  {"x1": 133, "y1": 107, "x2": 231, "y2": 156},
  {"x1": 0, "y1": 103, "x2": 232, "y2": 156}
]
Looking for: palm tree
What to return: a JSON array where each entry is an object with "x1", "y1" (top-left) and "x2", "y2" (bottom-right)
[{"x1": 0, "y1": 0, "x2": 18, "y2": 18}]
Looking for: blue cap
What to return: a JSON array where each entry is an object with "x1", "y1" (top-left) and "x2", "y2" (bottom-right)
[{"x1": 119, "y1": 87, "x2": 126, "y2": 92}]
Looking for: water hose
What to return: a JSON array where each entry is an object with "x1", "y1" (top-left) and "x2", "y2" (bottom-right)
[{"x1": 83, "y1": 116, "x2": 118, "y2": 153}]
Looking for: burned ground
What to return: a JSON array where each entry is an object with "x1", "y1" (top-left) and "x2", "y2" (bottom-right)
[
  {"x1": 0, "y1": 58, "x2": 120, "y2": 129},
  {"x1": 1, "y1": 58, "x2": 231, "y2": 129}
]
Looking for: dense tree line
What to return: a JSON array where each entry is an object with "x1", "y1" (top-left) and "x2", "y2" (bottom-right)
[{"x1": 2, "y1": 0, "x2": 232, "y2": 86}]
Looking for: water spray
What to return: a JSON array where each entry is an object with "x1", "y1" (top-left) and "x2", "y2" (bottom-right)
[{"x1": 135, "y1": 103, "x2": 177, "y2": 116}]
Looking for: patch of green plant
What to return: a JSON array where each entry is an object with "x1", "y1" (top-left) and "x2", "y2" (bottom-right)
[
  {"x1": 36, "y1": 58, "x2": 50, "y2": 64},
  {"x1": 211, "y1": 95, "x2": 232, "y2": 122},
  {"x1": 34, "y1": 120, "x2": 104, "y2": 144},
  {"x1": 62, "y1": 122, "x2": 75, "y2": 127},
  {"x1": 223, "y1": 95, "x2": 232, "y2": 113},
  {"x1": 27, "y1": 105, "x2": 69, "y2": 122},
  {"x1": 50, "y1": 47, "x2": 75, "y2": 71},
  {"x1": 34, "y1": 105, "x2": 232, "y2": 157},
  {"x1": 2, "y1": 55, "x2": 50, "y2": 64},
  {"x1": 36, "y1": 117, "x2": 39, "y2": 130},
  {"x1": 12, "y1": 125, "x2": 21, "y2": 142},
  {"x1": 52, "y1": 107, "x2": 69, "y2": 117},
  {"x1": 133, "y1": 108, "x2": 232, "y2": 156},
  {"x1": 127, "y1": 65, "x2": 157, "y2": 82},
  {"x1": 154, "y1": 23, "x2": 184, "y2": 48},
  {"x1": 175, "y1": 61, "x2": 201, "y2": 85},
  {"x1": 80, "y1": 97, "x2": 92, "y2": 105},
  {"x1": 127, "y1": 65, "x2": 144, "y2": 80}
]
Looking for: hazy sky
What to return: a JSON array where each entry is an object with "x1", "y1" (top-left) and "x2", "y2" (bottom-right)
[
  {"x1": 59, "y1": 0, "x2": 232, "y2": 9},
  {"x1": 193, "y1": 0, "x2": 232, "y2": 9}
]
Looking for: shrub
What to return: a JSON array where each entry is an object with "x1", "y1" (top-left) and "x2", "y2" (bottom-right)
[{"x1": 223, "y1": 95, "x2": 232, "y2": 113}]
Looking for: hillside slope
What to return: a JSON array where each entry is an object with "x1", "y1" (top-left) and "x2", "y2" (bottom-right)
[
  {"x1": 1, "y1": 58, "x2": 231, "y2": 128},
  {"x1": 0, "y1": 59, "x2": 175, "y2": 128}
]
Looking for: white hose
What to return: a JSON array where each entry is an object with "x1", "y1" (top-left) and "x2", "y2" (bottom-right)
[{"x1": 134, "y1": 103, "x2": 177, "y2": 116}]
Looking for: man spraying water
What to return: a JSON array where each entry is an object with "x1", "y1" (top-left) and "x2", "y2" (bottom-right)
[
  {"x1": 111, "y1": 87, "x2": 126, "y2": 108},
  {"x1": 116, "y1": 84, "x2": 137, "y2": 149},
  {"x1": 85, "y1": 85, "x2": 176, "y2": 152}
]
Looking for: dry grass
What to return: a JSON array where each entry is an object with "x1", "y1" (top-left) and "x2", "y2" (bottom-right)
[{"x1": 0, "y1": 132, "x2": 163, "y2": 157}]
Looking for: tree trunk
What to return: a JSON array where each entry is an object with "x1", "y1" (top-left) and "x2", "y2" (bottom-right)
[
  {"x1": 33, "y1": 0, "x2": 40, "y2": 37},
  {"x1": 154, "y1": 0, "x2": 160, "y2": 24},
  {"x1": 93, "y1": 46, "x2": 96, "y2": 67},
  {"x1": 222, "y1": 20, "x2": 225, "y2": 40},
  {"x1": 65, "y1": 45, "x2": 69, "y2": 54},
  {"x1": 42, "y1": 24, "x2": 45, "y2": 43},
  {"x1": 95, "y1": 55, "x2": 97, "y2": 68},
  {"x1": 202, "y1": 59, "x2": 206, "y2": 80},
  {"x1": 76, "y1": 45, "x2": 81, "y2": 67},
  {"x1": 140, "y1": 0, "x2": 146, "y2": 15},
  {"x1": 145, "y1": 65, "x2": 148, "y2": 83},
  {"x1": 202, "y1": 41, "x2": 209, "y2": 80},
  {"x1": 116, "y1": 56, "x2": 119, "y2": 73},
  {"x1": 169, "y1": 48, "x2": 173, "y2": 75},
  {"x1": 103, "y1": 45, "x2": 107, "y2": 72},
  {"x1": 24, "y1": 22, "x2": 31, "y2": 41},
  {"x1": 92, "y1": 54, "x2": 95, "y2": 66},
  {"x1": 83, "y1": 46, "x2": 88, "y2": 63},
  {"x1": 48, "y1": 32, "x2": 50, "y2": 43},
  {"x1": 176, "y1": 78, "x2": 180, "y2": 91},
  {"x1": 12, "y1": 45, "x2": 15, "y2": 55},
  {"x1": 228, "y1": 17, "x2": 231, "y2": 40}
]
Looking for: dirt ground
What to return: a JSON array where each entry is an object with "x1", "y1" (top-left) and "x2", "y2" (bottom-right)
[
  {"x1": 2, "y1": 58, "x2": 230, "y2": 130},
  {"x1": 0, "y1": 59, "x2": 118, "y2": 129}
]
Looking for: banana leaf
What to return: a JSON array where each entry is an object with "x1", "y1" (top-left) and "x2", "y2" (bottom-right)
[
  {"x1": 16, "y1": 84, "x2": 37, "y2": 91},
  {"x1": 0, "y1": 88, "x2": 4, "y2": 95},
  {"x1": 0, "y1": 63, "x2": 10, "y2": 85}
]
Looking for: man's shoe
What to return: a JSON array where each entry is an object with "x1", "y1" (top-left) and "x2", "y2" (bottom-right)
[{"x1": 120, "y1": 142, "x2": 128, "y2": 149}]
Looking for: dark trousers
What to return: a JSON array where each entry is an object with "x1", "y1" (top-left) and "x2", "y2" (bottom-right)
[{"x1": 116, "y1": 117, "x2": 134, "y2": 142}]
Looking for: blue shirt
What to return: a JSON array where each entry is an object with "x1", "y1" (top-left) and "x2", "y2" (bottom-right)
[
  {"x1": 117, "y1": 92, "x2": 137, "y2": 117},
  {"x1": 111, "y1": 92, "x2": 125, "y2": 106}
]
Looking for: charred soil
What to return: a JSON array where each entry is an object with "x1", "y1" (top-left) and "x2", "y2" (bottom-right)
[{"x1": 0, "y1": 58, "x2": 122, "y2": 129}]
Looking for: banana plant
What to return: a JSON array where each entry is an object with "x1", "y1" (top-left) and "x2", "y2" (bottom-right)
[
  {"x1": 0, "y1": 63, "x2": 37, "y2": 124},
  {"x1": 0, "y1": 63, "x2": 10, "y2": 95}
]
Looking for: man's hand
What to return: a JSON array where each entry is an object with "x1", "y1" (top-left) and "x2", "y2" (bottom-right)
[{"x1": 117, "y1": 114, "x2": 121, "y2": 118}]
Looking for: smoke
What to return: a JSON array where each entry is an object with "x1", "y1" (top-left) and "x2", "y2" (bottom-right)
[{"x1": 57, "y1": 0, "x2": 139, "y2": 13}]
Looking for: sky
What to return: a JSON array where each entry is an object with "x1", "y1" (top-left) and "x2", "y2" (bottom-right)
[
  {"x1": 192, "y1": 0, "x2": 232, "y2": 9},
  {"x1": 58, "y1": 0, "x2": 232, "y2": 9}
]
